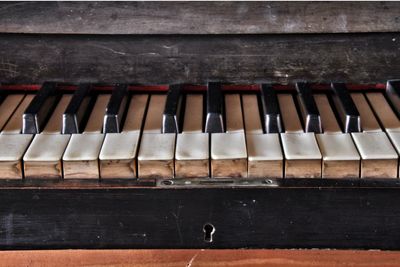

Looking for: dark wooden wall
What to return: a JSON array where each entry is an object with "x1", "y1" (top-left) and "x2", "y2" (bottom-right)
[
  {"x1": 0, "y1": 33, "x2": 399, "y2": 84},
  {"x1": 1, "y1": 2, "x2": 400, "y2": 34},
  {"x1": 0, "y1": 2, "x2": 399, "y2": 84}
]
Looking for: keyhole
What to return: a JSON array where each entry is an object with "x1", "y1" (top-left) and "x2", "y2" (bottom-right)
[{"x1": 203, "y1": 223, "x2": 215, "y2": 243}]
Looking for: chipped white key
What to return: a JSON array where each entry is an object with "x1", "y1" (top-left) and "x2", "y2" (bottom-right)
[
  {"x1": 63, "y1": 133, "x2": 105, "y2": 179},
  {"x1": 281, "y1": 133, "x2": 322, "y2": 178},
  {"x1": 99, "y1": 132, "x2": 140, "y2": 179},
  {"x1": 352, "y1": 132, "x2": 398, "y2": 178},
  {"x1": 211, "y1": 132, "x2": 247, "y2": 178},
  {"x1": 138, "y1": 133, "x2": 175, "y2": 179},
  {"x1": 175, "y1": 133, "x2": 209, "y2": 178},
  {"x1": 316, "y1": 134, "x2": 360, "y2": 178},
  {"x1": 247, "y1": 133, "x2": 283, "y2": 178},
  {"x1": 0, "y1": 134, "x2": 33, "y2": 179},
  {"x1": 23, "y1": 134, "x2": 70, "y2": 179}
]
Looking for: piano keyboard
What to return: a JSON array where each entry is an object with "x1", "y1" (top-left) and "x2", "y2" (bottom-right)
[{"x1": 0, "y1": 82, "x2": 399, "y2": 180}]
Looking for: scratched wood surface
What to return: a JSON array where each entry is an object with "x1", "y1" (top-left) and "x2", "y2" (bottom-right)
[
  {"x1": 0, "y1": 33, "x2": 399, "y2": 84},
  {"x1": 1, "y1": 249, "x2": 400, "y2": 267},
  {"x1": 1, "y1": 2, "x2": 400, "y2": 34}
]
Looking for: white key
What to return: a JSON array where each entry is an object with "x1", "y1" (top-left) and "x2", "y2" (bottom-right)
[
  {"x1": 247, "y1": 133, "x2": 283, "y2": 178},
  {"x1": 281, "y1": 133, "x2": 322, "y2": 178},
  {"x1": 84, "y1": 94, "x2": 110, "y2": 133},
  {"x1": 211, "y1": 94, "x2": 247, "y2": 178},
  {"x1": 175, "y1": 133, "x2": 209, "y2": 178},
  {"x1": 23, "y1": 134, "x2": 70, "y2": 179},
  {"x1": 314, "y1": 94, "x2": 341, "y2": 133},
  {"x1": 211, "y1": 132, "x2": 247, "y2": 178},
  {"x1": 182, "y1": 94, "x2": 203, "y2": 133},
  {"x1": 0, "y1": 94, "x2": 25, "y2": 131},
  {"x1": 138, "y1": 133, "x2": 175, "y2": 179},
  {"x1": 143, "y1": 95, "x2": 166, "y2": 133},
  {"x1": 99, "y1": 132, "x2": 140, "y2": 179},
  {"x1": 316, "y1": 134, "x2": 360, "y2": 178},
  {"x1": 351, "y1": 93, "x2": 381, "y2": 132},
  {"x1": 99, "y1": 94, "x2": 149, "y2": 178},
  {"x1": 242, "y1": 94, "x2": 263, "y2": 134},
  {"x1": 63, "y1": 133, "x2": 105, "y2": 179},
  {"x1": 225, "y1": 94, "x2": 244, "y2": 133},
  {"x1": 2, "y1": 95, "x2": 34, "y2": 134},
  {"x1": 352, "y1": 132, "x2": 398, "y2": 178},
  {"x1": 0, "y1": 134, "x2": 33, "y2": 179},
  {"x1": 122, "y1": 94, "x2": 148, "y2": 133},
  {"x1": 366, "y1": 93, "x2": 400, "y2": 132},
  {"x1": 175, "y1": 94, "x2": 208, "y2": 178},
  {"x1": 278, "y1": 94, "x2": 303, "y2": 133},
  {"x1": 43, "y1": 95, "x2": 73, "y2": 134}
]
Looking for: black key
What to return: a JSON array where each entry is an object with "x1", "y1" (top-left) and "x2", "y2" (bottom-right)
[
  {"x1": 62, "y1": 83, "x2": 92, "y2": 134},
  {"x1": 205, "y1": 82, "x2": 224, "y2": 133},
  {"x1": 162, "y1": 84, "x2": 182, "y2": 133},
  {"x1": 296, "y1": 82, "x2": 322, "y2": 133},
  {"x1": 22, "y1": 82, "x2": 59, "y2": 134},
  {"x1": 387, "y1": 80, "x2": 400, "y2": 117},
  {"x1": 331, "y1": 83, "x2": 361, "y2": 133},
  {"x1": 260, "y1": 84, "x2": 282, "y2": 133},
  {"x1": 103, "y1": 84, "x2": 128, "y2": 133}
]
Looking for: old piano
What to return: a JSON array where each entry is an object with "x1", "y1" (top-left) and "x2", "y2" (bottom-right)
[{"x1": 0, "y1": 2, "x2": 400, "y2": 250}]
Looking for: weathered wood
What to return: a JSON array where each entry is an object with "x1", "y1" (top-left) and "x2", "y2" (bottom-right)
[
  {"x1": 0, "y1": 33, "x2": 399, "y2": 84},
  {"x1": 2, "y1": 185, "x2": 400, "y2": 249},
  {"x1": 1, "y1": 2, "x2": 400, "y2": 35}
]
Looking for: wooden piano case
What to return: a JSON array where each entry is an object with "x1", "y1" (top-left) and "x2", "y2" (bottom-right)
[{"x1": 0, "y1": 2, "x2": 400, "y2": 250}]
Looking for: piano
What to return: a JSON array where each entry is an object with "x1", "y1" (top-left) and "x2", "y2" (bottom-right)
[{"x1": 0, "y1": 2, "x2": 400, "y2": 250}]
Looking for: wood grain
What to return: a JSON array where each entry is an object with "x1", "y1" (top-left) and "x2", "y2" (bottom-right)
[
  {"x1": 2, "y1": 249, "x2": 400, "y2": 267},
  {"x1": 1, "y1": 2, "x2": 400, "y2": 34},
  {"x1": 1, "y1": 33, "x2": 400, "y2": 84}
]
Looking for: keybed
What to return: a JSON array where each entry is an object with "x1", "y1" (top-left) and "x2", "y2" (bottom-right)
[{"x1": 0, "y1": 82, "x2": 397, "y2": 180}]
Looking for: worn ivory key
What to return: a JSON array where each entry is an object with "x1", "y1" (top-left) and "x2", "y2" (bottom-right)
[
  {"x1": 0, "y1": 94, "x2": 25, "y2": 131},
  {"x1": 211, "y1": 94, "x2": 247, "y2": 178},
  {"x1": 314, "y1": 94, "x2": 360, "y2": 178},
  {"x1": 99, "y1": 94, "x2": 148, "y2": 179},
  {"x1": 351, "y1": 93, "x2": 381, "y2": 132},
  {"x1": 352, "y1": 132, "x2": 398, "y2": 178},
  {"x1": 63, "y1": 95, "x2": 109, "y2": 179},
  {"x1": 175, "y1": 94, "x2": 209, "y2": 178},
  {"x1": 279, "y1": 94, "x2": 322, "y2": 178},
  {"x1": 243, "y1": 94, "x2": 283, "y2": 178},
  {"x1": 138, "y1": 94, "x2": 175, "y2": 179},
  {"x1": 0, "y1": 134, "x2": 33, "y2": 179},
  {"x1": 23, "y1": 95, "x2": 73, "y2": 179},
  {"x1": 2, "y1": 95, "x2": 35, "y2": 134}
]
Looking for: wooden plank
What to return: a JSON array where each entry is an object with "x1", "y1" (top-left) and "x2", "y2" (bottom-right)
[
  {"x1": 43, "y1": 94, "x2": 73, "y2": 134},
  {"x1": 2, "y1": 249, "x2": 400, "y2": 267},
  {"x1": 1, "y1": 2, "x2": 400, "y2": 34},
  {"x1": 83, "y1": 94, "x2": 110, "y2": 133},
  {"x1": 242, "y1": 94, "x2": 263, "y2": 134},
  {"x1": 1, "y1": 33, "x2": 399, "y2": 84},
  {"x1": 224, "y1": 94, "x2": 243, "y2": 133},
  {"x1": 122, "y1": 94, "x2": 148, "y2": 133},
  {"x1": 278, "y1": 94, "x2": 303, "y2": 133},
  {"x1": 366, "y1": 93, "x2": 400, "y2": 132},
  {"x1": 143, "y1": 95, "x2": 166, "y2": 133}
]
